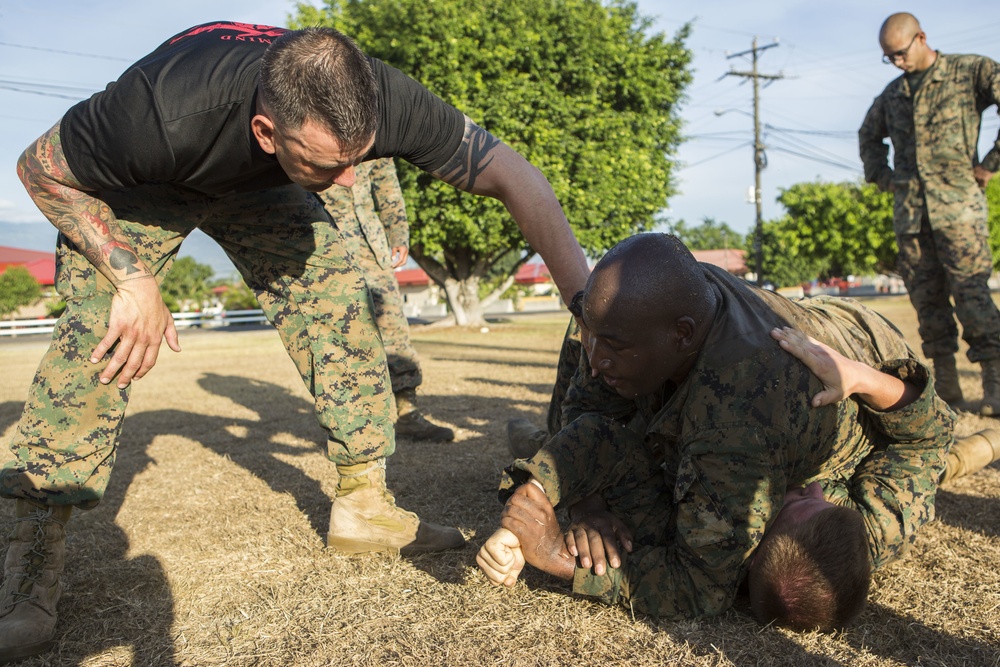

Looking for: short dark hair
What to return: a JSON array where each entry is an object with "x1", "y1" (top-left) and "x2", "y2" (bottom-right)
[
  {"x1": 748, "y1": 506, "x2": 872, "y2": 632},
  {"x1": 259, "y1": 27, "x2": 378, "y2": 154}
]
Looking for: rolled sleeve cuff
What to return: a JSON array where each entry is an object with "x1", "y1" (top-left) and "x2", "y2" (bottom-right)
[
  {"x1": 498, "y1": 449, "x2": 567, "y2": 506},
  {"x1": 572, "y1": 558, "x2": 626, "y2": 606},
  {"x1": 860, "y1": 358, "x2": 954, "y2": 436}
]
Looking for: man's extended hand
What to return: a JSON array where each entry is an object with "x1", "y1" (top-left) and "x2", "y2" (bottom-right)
[
  {"x1": 974, "y1": 165, "x2": 995, "y2": 188},
  {"x1": 500, "y1": 481, "x2": 575, "y2": 581},
  {"x1": 92, "y1": 275, "x2": 181, "y2": 388},
  {"x1": 476, "y1": 527, "x2": 525, "y2": 587},
  {"x1": 390, "y1": 245, "x2": 409, "y2": 268},
  {"x1": 565, "y1": 507, "x2": 632, "y2": 576}
]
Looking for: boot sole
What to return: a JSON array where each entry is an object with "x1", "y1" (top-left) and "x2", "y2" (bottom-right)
[
  {"x1": 326, "y1": 534, "x2": 467, "y2": 555},
  {"x1": 0, "y1": 638, "x2": 55, "y2": 664},
  {"x1": 326, "y1": 536, "x2": 401, "y2": 555}
]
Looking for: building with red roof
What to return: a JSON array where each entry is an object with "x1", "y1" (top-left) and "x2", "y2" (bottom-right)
[
  {"x1": 0, "y1": 246, "x2": 56, "y2": 286},
  {"x1": 691, "y1": 248, "x2": 748, "y2": 276}
]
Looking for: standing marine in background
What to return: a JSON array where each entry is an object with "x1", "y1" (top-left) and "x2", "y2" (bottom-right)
[
  {"x1": 859, "y1": 11, "x2": 1000, "y2": 414},
  {"x1": 320, "y1": 158, "x2": 454, "y2": 442}
]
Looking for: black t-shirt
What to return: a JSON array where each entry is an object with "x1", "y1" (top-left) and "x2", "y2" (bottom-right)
[{"x1": 60, "y1": 21, "x2": 465, "y2": 195}]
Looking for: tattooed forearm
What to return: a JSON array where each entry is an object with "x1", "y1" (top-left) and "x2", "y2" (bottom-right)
[
  {"x1": 435, "y1": 118, "x2": 501, "y2": 191},
  {"x1": 16, "y1": 123, "x2": 151, "y2": 284}
]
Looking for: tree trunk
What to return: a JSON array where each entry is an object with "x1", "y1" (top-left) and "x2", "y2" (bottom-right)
[
  {"x1": 411, "y1": 246, "x2": 532, "y2": 328},
  {"x1": 441, "y1": 275, "x2": 485, "y2": 326}
]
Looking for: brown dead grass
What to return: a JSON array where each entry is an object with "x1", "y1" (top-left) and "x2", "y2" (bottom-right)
[{"x1": 0, "y1": 296, "x2": 998, "y2": 666}]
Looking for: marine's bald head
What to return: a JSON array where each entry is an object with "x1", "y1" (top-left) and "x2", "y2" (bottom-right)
[
  {"x1": 585, "y1": 233, "x2": 715, "y2": 330},
  {"x1": 879, "y1": 12, "x2": 920, "y2": 45}
]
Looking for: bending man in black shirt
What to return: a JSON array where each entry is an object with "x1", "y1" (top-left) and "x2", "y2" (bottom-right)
[{"x1": 3, "y1": 22, "x2": 590, "y2": 661}]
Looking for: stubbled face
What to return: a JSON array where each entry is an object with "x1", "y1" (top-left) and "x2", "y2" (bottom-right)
[
  {"x1": 256, "y1": 116, "x2": 373, "y2": 192},
  {"x1": 581, "y1": 287, "x2": 682, "y2": 400},
  {"x1": 767, "y1": 482, "x2": 835, "y2": 536}
]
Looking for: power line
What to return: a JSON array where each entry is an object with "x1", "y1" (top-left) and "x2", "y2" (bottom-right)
[
  {"x1": 768, "y1": 145, "x2": 864, "y2": 173},
  {"x1": 683, "y1": 141, "x2": 754, "y2": 168},
  {"x1": 0, "y1": 84, "x2": 84, "y2": 101},
  {"x1": 0, "y1": 41, "x2": 131, "y2": 62}
]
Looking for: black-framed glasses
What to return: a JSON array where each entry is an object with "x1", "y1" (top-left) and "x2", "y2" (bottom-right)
[{"x1": 882, "y1": 33, "x2": 919, "y2": 64}]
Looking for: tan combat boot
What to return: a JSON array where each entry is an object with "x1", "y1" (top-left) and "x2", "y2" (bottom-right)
[
  {"x1": 394, "y1": 389, "x2": 455, "y2": 442},
  {"x1": 0, "y1": 500, "x2": 72, "y2": 663},
  {"x1": 931, "y1": 355, "x2": 963, "y2": 406},
  {"x1": 327, "y1": 459, "x2": 465, "y2": 555},
  {"x1": 506, "y1": 418, "x2": 548, "y2": 460},
  {"x1": 980, "y1": 359, "x2": 1000, "y2": 417},
  {"x1": 940, "y1": 428, "x2": 1000, "y2": 486}
]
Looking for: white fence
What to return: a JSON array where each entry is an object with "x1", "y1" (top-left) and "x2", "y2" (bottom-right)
[{"x1": 0, "y1": 309, "x2": 270, "y2": 338}]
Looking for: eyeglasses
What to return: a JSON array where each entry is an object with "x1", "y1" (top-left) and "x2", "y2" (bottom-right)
[{"x1": 882, "y1": 33, "x2": 919, "y2": 64}]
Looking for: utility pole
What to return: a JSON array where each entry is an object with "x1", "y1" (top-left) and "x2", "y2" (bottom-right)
[{"x1": 725, "y1": 37, "x2": 783, "y2": 286}]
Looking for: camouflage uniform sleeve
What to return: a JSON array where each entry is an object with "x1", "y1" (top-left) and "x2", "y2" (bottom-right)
[
  {"x1": 368, "y1": 157, "x2": 409, "y2": 249},
  {"x1": 838, "y1": 358, "x2": 955, "y2": 569},
  {"x1": 859, "y1": 94, "x2": 894, "y2": 192},
  {"x1": 975, "y1": 56, "x2": 1000, "y2": 173}
]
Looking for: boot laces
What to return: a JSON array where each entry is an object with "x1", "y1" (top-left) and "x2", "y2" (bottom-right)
[{"x1": 9, "y1": 507, "x2": 63, "y2": 606}]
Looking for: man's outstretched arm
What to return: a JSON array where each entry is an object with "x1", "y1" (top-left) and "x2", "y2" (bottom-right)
[{"x1": 431, "y1": 117, "x2": 590, "y2": 302}]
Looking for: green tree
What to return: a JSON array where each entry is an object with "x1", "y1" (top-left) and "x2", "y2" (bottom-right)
[
  {"x1": 0, "y1": 266, "x2": 42, "y2": 318},
  {"x1": 292, "y1": 0, "x2": 692, "y2": 325},
  {"x1": 160, "y1": 257, "x2": 213, "y2": 312},
  {"x1": 986, "y1": 177, "x2": 1000, "y2": 269},
  {"x1": 666, "y1": 217, "x2": 742, "y2": 251},
  {"x1": 755, "y1": 180, "x2": 896, "y2": 287},
  {"x1": 221, "y1": 280, "x2": 262, "y2": 311}
]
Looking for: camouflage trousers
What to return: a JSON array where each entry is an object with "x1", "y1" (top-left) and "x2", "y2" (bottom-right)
[
  {"x1": 896, "y1": 215, "x2": 1000, "y2": 362},
  {"x1": 1, "y1": 184, "x2": 394, "y2": 509},
  {"x1": 340, "y1": 239, "x2": 422, "y2": 395}
]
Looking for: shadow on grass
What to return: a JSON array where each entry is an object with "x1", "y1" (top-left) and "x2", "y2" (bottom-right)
[
  {"x1": 105, "y1": 373, "x2": 551, "y2": 595},
  {"x1": 0, "y1": 401, "x2": 179, "y2": 666},
  {"x1": 936, "y1": 485, "x2": 1000, "y2": 538},
  {"x1": 0, "y1": 401, "x2": 24, "y2": 436}
]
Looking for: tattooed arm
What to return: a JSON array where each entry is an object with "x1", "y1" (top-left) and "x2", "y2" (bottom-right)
[
  {"x1": 431, "y1": 116, "x2": 590, "y2": 301},
  {"x1": 16, "y1": 121, "x2": 180, "y2": 387}
]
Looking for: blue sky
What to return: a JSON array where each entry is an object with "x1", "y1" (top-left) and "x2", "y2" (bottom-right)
[{"x1": 1, "y1": 1, "x2": 998, "y2": 272}]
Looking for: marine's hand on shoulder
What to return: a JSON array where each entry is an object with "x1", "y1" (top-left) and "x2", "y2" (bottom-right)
[
  {"x1": 93, "y1": 275, "x2": 181, "y2": 388},
  {"x1": 476, "y1": 528, "x2": 525, "y2": 587},
  {"x1": 771, "y1": 326, "x2": 856, "y2": 406},
  {"x1": 771, "y1": 326, "x2": 917, "y2": 411}
]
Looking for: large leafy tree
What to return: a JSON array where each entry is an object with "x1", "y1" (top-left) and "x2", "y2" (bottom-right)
[
  {"x1": 754, "y1": 180, "x2": 896, "y2": 287},
  {"x1": 0, "y1": 266, "x2": 42, "y2": 319},
  {"x1": 292, "y1": 0, "x2": 692, "y2": 324},
  {"x1": 986, "y1": 177, "x2": 1000, "y2": 269}
]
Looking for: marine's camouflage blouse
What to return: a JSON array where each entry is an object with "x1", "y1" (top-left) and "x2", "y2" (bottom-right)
[
  {"x1": 515, "y1": 267, "x2": 955, "y2": 619},
  {"x1": 319, "y1": 157, "x2": 408, "y2": 270},
  {"x1": 859, "y1": 53, "x2": 1000, "y2": 234}
]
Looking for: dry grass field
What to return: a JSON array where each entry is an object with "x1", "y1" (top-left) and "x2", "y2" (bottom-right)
[{"x1": 0, "y1": 296, "x2": 998, "y2": 667}]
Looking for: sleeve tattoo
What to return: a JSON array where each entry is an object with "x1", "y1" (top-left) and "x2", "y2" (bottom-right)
[
  {"x1": 434, "y1": 117, "x2": 502, "y2": 192},
  {"x1": 17, "y1": 124, "x2": 149, "y2": 281}
]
